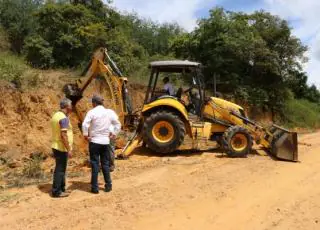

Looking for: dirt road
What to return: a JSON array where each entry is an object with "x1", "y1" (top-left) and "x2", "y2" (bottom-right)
[{"x1": 0, "y1": 132, "x2": 319, "y2": 230}]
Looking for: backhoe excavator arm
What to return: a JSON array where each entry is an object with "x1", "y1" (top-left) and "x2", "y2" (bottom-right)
[{"x1": 63, "y1": 47, "x2": 136, "y2": 130}]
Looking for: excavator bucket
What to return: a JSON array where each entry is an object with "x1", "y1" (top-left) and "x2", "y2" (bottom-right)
[
  {"x1": 267, "y1": 125, "x2": 298, "y2": 162},
  {"x1": 63, "y1": 84, "x2": 83, "y2": 106}
]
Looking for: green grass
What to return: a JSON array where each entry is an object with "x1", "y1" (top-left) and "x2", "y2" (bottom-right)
[
  {"x1": 0, "y1": 52, "x2": 29, "y2": 83},
  {"x1": 284, "y1": 99, "x2": 320, "y2": 129},
  {"x1": 0, "y1": 52, "x2": 45, "y2": 89}
]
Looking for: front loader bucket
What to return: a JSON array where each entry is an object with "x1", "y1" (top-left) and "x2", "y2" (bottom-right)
[{"x1": 267, "y1": 125, "x2": 298, "y2": 162}]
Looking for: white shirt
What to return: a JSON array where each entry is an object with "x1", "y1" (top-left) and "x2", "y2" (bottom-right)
[
  {"x1": 164, "y1": 83, "x2": 175, "y2": 96},
  {"x1": 82, "y1": 105, "x2": 121, "y2": 145}
]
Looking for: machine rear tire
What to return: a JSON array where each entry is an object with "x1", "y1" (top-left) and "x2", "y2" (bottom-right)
[
  {"x1": 143, "y1": 111, "x2": 185, "y2": 154},
  {"x1": 222, "y1": 126, "x2": 253, "y2": 157}
]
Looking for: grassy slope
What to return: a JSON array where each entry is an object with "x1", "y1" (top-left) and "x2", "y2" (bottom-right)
[
  {"x1": 284, "y1": 99, "x2": 320, "y2": 130},
  {"x1": 0, "y1": 52, "x2": 29, "y2": 82}
]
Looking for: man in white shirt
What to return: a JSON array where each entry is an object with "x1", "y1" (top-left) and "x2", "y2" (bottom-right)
[
  {"x1": 163, "y1": 77, "x2": 175, "y2": 96},
  {"x1": 82, "y1": 94, "x2": 121, "y2": 194}
]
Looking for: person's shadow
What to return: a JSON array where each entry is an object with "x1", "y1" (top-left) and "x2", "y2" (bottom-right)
[
  {"x1": 67, "y1": 181, "x2": 104, "y2": 192},
  {"x1": 38, "y1": 183, "x2": 52, "y2": 194},
  {"x1": 38, "y1": 181, "x2": 104, "y2": 195}
]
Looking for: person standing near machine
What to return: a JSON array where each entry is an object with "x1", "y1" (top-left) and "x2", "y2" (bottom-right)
[
  {"x1": 82, "y1": 94, "x2": 121, "y2": 194},
  {"x1": 50, "y1": 98, "x2": 73, "y2": 198}
]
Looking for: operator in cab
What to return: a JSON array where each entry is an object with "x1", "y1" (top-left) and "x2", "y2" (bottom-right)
[{"x1": 163, "y1": 77, "x2": 175, "y2": 96}]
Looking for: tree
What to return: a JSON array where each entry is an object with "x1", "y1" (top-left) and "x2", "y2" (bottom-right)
[
  {"x1": 286, "y1": 70, "x2": 309, "y2": 99},
  {"x1": 28, "y1": 3, "x2": 104, "y2": 67},
  {"x1": 305, "y1": 84, "x2": 320, "y2": 103},
  {"x1": 0, "y1": 0, "x2": 43, "y2": 53},
  {"x1": 171, "y1": 8, "x2": 309, "y2": 114},
  {"x1": 24, "y1": 35, "x2": 54, "y2": 68},
  {"x1": 118, "y1": 13, "x2": 185, "y2": 56},
  {"x1": 70, "y1": 0, "x2": 108, "y2": 19}
]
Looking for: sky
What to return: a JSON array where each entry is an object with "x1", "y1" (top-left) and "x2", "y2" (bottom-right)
[{"x1": 108, "y1": 0, "x2": 320, "y2": 87}]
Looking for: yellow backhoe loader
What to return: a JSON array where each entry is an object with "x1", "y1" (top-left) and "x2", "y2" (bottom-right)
[{"x1": 64, "y1": 47, "x2": 298, "y2": 162}]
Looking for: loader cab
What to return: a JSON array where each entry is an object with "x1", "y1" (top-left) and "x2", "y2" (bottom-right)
[{"x1": 144, "y1": 60, "x2": 205, "y2": 116}]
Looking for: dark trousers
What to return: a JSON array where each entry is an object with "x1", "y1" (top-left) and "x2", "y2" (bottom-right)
[
  {"x1": 52, "y1": 149, "x2": 68, "y2": 195},
  {"x1": 89, "y1": 142, "x2": 112, "y2": 191}
]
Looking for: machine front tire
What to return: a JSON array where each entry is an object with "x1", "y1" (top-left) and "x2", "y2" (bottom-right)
[
  {"x1": 222, "y1": 126, "x2": 253, "y2": 158},
  {"x1": 143, "y1": 111, "x2": 185, "y2": 154}
]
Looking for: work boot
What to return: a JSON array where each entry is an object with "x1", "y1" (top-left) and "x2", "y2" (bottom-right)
[
  {"x1": 91, "y1": 189, "x2": 99, "y2": 194},
  {"x1": 62, "y1": 189, "x2": 72, "y2": 193},
  {"x1": 104, "y1": 185, "x2": 112, "y2": 193},
  {"x1": 52, "y1": 192, "x2": 70, "y2": 198}
]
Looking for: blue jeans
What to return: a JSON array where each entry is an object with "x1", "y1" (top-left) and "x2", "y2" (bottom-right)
[
  {"x1": 89, "y1": 142, "x2": 112, "y2": 191},
  {"x1": 52, "y1": 149, "x2": 68, "y2": 196}
]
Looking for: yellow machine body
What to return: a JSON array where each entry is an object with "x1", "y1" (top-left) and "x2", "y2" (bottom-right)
[
  {"x1": 122, "y1": 95, "x2": 298, "y2": 161},
  {"x1": 63, "y1": 48, "x2": 298, "y2": 162}
]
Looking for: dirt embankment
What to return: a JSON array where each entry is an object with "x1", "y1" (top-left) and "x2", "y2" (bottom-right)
[
  {"x1": 0, "y1": 71, "x2": 146, "y2": 178},
  {"x1": 0, "y1": 83, "x2": 61, "y2": 159}
]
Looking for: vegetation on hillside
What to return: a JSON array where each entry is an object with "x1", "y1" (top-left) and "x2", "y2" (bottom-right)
[
  {"x1": 284, "y1": 99, "x2": 320, "y2": 129},
  {"x1": 0, "y1": 0, "x2": 319, "y2": 127}
]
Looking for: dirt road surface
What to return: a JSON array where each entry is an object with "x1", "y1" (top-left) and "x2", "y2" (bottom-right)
[{"x1": 0, "y1": 132, "x2": 319, "y2": 230}]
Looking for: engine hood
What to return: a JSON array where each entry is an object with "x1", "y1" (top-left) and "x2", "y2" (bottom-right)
[{"x1": 210, "y1": 97, "x2": 244, "y2": 112}]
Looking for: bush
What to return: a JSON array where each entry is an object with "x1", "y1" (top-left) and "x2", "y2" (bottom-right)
[
  {"x1": 24, "y1": 35, "x2": 54, "y2": 69},
  {"x1": 0, "y1": 52, "x2": 28, "y2": 84},
  {"x1": 22, "y1": 155, "x2": 44, "y2": 179},
  {"x1": 284, "y1": 99, "x2": 320, "y2": 129}
]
